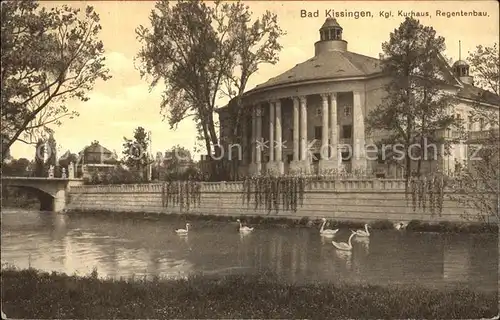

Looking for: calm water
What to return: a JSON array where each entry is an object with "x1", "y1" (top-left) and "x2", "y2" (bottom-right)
[{"x1": 1, "y1": 209, "x2": 497, "y2": 292}]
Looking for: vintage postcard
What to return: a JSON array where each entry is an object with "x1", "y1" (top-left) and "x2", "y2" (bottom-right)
[{"x1": 1, "y1": 0, "x2": 498, "y2": 319}]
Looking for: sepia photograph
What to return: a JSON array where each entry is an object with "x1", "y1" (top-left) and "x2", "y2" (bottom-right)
[{"x1": 1, "y1": 0, "x2": 499, "y2": 318}]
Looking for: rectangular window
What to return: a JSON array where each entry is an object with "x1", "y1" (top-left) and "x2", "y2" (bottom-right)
[
  {"x1": 468, "y1": 115, "x2": 473, "y2": 131},
  {"x1": 342, "y1": 125, "x2": 352, "y2": 139},
  {"x1": 314, "y1": 126, "x2": 322, "y2": 139},
  {"x1": 290, "y1": 129, "x2": 294, "y2": 141},
  {"x1": 480, "y1": 118, "x2": 485, "y2": 131},
  {"x1": 287, "y1": 154, "x2": 293, "y2": 163}
]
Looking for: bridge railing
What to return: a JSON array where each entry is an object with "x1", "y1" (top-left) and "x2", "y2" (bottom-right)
[{"x1": 4, "y1": 165, "x2": 75, "y2": 179}]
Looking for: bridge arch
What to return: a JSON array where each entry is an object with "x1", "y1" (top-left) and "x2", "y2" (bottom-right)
[
  {"x1": 4, "y1": 185, "x2": 56, "y2": 211},
  {"x1": 1, "y1": 177, "x2": 84, "y2": 212}
]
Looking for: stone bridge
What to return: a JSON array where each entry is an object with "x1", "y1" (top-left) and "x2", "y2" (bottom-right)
[{"x1": 1, "y1": 176, "x2": 84, "y2": 212}]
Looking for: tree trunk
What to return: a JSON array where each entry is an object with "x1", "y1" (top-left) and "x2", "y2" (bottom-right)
[
  {"x1": 405, "y1": 148, "x2": 411, "y2": 193},
  {"x1": 201, "y1": 123, "x2": 212, "y2": 157}
]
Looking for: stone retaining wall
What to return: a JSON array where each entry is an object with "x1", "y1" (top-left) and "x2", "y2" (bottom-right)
[{"x1": 67, "y1": 179, "x2": 480, "y2": 223}]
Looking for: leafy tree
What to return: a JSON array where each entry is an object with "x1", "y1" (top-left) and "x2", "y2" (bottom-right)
[
  {"x1": 467, "y1": 43, "x2": 499, "y2": 95},
  {"x1": 122, "y1": 127, "x2": 150, "y2": 178},
  {"x1": 34, "y1": 138, "x2": 45, "y2": 177},
  {"x1": 157, "y1": 145, "x2": 196, "y2": 180},
  {"x1": 162, "y1": 145, "x2": 191, "y2": 168},
  {"x1": 83, "y1": 166, "x2": 143, "y2": 185},
  {"x1": 366, "y1": 17, "x2": 460, "y2": 189},
  {"x1": 58, "y1": 150, "x2": 78, "y2": 176},
  {"x1": 1, "y1": 157, "x2": 38, "y2": 207},
  {"x1": 444, "y1": 43, "x2": 500, "y2": 314},
  {"x1": 2, "y1": 158, "x2": 31, "y2": 176},
  {"x1": 1, "y1": 0, "x2": 111, "y2": 161},
  {"x1": 136, "y1": 0, "x2": 284, "y2": 174},
  {"x1": 448, "y1": 43, "x2": 499, "y2": 223},
  {"x1": 58, "y1": 151, "x2": 78, "y2": 167}
]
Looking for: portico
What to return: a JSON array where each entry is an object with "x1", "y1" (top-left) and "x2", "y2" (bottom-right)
[
  {"x1": 219, "y1": 17, "x2": 374, "y2": 176},
  {"x1": 247, "y1": 89, "x2": 366, "y2": 175}
]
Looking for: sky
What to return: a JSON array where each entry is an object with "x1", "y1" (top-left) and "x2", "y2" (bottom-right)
[{"x1": 9, "y1": 0, "x2": 499, "y2": 161}]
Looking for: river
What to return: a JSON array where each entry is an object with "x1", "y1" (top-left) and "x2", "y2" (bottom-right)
[{"x1": 1, "y1": 208, "x2": 497, "y2": 292}]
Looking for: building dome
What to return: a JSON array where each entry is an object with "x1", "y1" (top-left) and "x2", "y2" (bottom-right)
[
  {"x1": 246, "y1": 18, "x2": 381, "y2": 93},
  {"x1": 452, "y1": 60, "x2": 468, "y2": 67},
  {"x1": 452, "y1": 60, "x2": 473, "y2": 85}
]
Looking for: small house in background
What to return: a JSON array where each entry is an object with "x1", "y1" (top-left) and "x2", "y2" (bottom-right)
[{"x1": 75, "y1": 141, "x2": 119, "y2": 178}]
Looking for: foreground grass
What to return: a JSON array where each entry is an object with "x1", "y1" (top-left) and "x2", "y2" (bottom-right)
[{"x1": 1, "y1": 267, "x2": 497, "y2": 319}]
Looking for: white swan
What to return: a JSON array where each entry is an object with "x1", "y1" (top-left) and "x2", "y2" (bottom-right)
[
  {"x1": 353, "y1": 223, "x2": 370, "y2": 237},
  {"x1": 236, "y1": 219, "x2": 254, "y2": 233},
  {"x1": 319, "y1": 218, "x2": 339, "y2": 237},
  {"x1": 175, "y1": 223, "x2": 190, "y2": 234},
  {"x1": 394, "y1": 221, "x2": 408, "y2": 230},
  {"x1": 332, "y1": 231, "x2": 356, "y2": 251}
]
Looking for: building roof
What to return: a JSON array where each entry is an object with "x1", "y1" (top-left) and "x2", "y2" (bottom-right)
[
  {"x1": 81, "y1": 142, "x2": 114, "y2": 155},
  {"x1": 453, "y1": 60, "x2": 469, "y2": 67},
  {"x1": 321, "y1": 18, "x2": 342, "y2": 29},
  {"x1": 457, "y1": 84, "x2": 500, "y2": 106},
  {"x1": 217, "y1": 18, "x2": 499, "y2": 112},
  {"x1": 251, "y1": 50, "x2": 382, "y2": 91}
]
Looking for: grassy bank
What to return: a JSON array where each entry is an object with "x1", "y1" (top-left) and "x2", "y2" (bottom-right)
[
  {"x1": 1, "y1": 267, "x2": 497, "y2": 319},
  {"x1": 67, "y1": 209, "x2": 498, "y2": 234}
]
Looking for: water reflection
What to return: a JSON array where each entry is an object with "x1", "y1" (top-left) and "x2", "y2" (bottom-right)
[
  {"x1": 239, "y1": 231, "x2": 251, "y2": 241},
  {"x1": 334, "y1": 250, "x2": 353, "y2": 270},
  {"x1": 353, "y1": 237, "x2": 370, "y2": 253},
  {"x1": 0, "y1": 209, "x2": 497, "y2": 293}
]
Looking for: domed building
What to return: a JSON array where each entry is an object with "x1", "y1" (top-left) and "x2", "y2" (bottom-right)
[{"x1": 217, "y1": 18, "x2": 500, "y2": 177}]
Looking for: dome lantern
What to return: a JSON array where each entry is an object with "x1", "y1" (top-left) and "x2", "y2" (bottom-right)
[
  {"x1": 319, "y1": 18, "x2": 343, "y2": 41},
  {"x1": 453, "y1": 41, "x2": 474, "y2": 85},
  {"x1": 314, "y1": 18, "x2": 348, "y2": 55}
]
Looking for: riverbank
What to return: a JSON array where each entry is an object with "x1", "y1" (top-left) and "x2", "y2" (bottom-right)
[
  {"x1": 1, "y1": 267, "x2": 497, "y2": 319},
  {"x1": 67, "y1": 209, "x2": 498, "y2": 234}
]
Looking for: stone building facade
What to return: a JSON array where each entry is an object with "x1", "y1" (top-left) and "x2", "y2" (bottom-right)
[{"x1": 217, "y1": 18, "x2": 500, "y2": 177}]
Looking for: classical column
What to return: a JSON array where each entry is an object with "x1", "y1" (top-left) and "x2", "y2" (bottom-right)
[
  {"x1": 275, "y1": 99, "x2": 282, "y2": 162},
  {"x1": 352, "y1": 91, "x2": 366, "y2": 172},
  {"x1": 330, "y1": 93, "x2": 338, "y2": 165},
  {"x1": 255, "y1": 105, "x2": 263, "y2": 166},
  {"x1": 320, "y1": 93, "x2": 329, "y2": 160},
  {"x1": 299, "y1": 96, "x2": 308, "y2": 161},
  {"x1": 251, "y1": 107, "x2": 257, "y2": 163},
  {"x1": 269, "y1": 101, "x2": 275, "y2": 162},
  {"x1": 292, "y1": 97, "x2": 300, "y2": 161}
]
